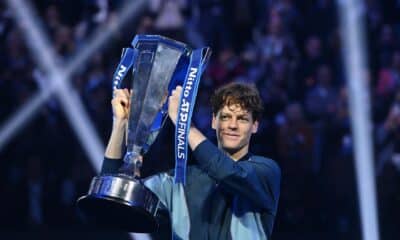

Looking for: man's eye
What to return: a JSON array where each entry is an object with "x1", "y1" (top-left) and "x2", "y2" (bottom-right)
[{"x1": 220, "y1": 115, "x2": 229, "y2": 120}]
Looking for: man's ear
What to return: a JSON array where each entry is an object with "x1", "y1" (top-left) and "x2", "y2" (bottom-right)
[
  {"x1": 211, "y1": 114, "x2": 217, "y2": 130},
  {"x1": 252, "y1": 120, "x2": 259, "y2": 133}
]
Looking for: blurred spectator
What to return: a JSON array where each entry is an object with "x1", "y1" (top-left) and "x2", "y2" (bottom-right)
[
  {"x1": 298, "y1": 35, "x2": 325, "y2": 99},
  {"x1": 305, "y1": 0, "x2": 337, "y2": 40},
  {"x1": 26, "y1": 156, "x2": 45, "y2": 228},
  {"x1": 149, "y1": 0, "x2": 187, "y2": 42},
  {"x1": 276, "y1": 102, "x2": 316, "y2": 231},
  {"x1": 254, "y1": 10, "x2": 298, "y2": 65},
  {"x1": 228, "y1": 0, "x2": 261, "y2": 51},
  {"x1": 208, "y1": 47, "x2": 245, "y2": 87},
  {"x1": 0, "y1": 2, "x2": 12, "y2": 41},
  {"x1": 376, "y1": 91, "x2": 400, "y2": 174},
  {"x1": 189, "y1": 0, "x2": 232, "y2": 52},
  {"x1": 377, "y1": 25, "x2": 399, "y2": 68},
  {"x1": 44, "y1": 5, "x2": 63, "y2": 37},
  {"x1": 136, "y1": 15, "x2": 155, "y2": 35},
  {"x1": 277, "y1": 102, "x2": 314, "y2": 174},
  {"x1": 272, "y1": 0, "x2": 303, "y2": 40},
  {"x1": 54, "y1": 25, "x2": 75, "y2": 58},
  {"x1": 377, "y1": 50, "x2": 400, "y2": 98},
  {"x1": 305, "y1": 64, "x2": 338, "y2": 122}
]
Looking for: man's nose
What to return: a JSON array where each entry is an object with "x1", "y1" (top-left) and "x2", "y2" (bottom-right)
[{"x1": 228, "y1": 119, "x2": 238, "y2": 129}]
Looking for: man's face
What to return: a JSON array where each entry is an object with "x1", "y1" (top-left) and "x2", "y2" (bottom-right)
[{"x1": 212, "y1": 104, "x2": 259, "y2": 158}]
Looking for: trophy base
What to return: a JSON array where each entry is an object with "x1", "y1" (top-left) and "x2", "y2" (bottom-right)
[{"x1": 77, "y1": 174, "x2": 160, "y2": 233}]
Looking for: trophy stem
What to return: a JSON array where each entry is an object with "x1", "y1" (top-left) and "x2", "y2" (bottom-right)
[{"x1": 120, "y1": 145, "x2": 142, "y2": 178}]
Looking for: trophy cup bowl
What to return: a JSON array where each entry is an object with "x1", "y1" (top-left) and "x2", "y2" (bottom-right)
[
  {"x1": 77, "y1": 174, "x2": 160, "y2": 232},
  {"x1": 77, "y1": 35, "x2": 201, "y2": 232}
]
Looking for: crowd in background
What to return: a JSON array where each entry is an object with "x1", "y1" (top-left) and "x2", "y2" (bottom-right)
[{"x1": 1, "y1": 0, "x2": 400, "y2": 239}]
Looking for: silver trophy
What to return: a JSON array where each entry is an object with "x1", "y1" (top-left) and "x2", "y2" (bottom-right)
[{"x1": 77, "y1": 35, "x2": 211, "y2": 232}]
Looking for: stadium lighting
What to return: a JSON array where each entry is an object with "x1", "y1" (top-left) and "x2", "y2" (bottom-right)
[
  {"x1": 4, "y1": 0, "x2": 150, "y2": 239},
  {"x1": 337, "y1": 0, "x2": 380, "y2": 240}
]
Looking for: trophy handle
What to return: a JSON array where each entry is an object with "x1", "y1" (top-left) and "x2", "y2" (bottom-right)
[{"x1": 112, "y1": 48, "x2": 138, "y2": 91}]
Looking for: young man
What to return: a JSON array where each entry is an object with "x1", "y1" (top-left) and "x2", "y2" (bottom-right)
[{"x1": 102, "y1": 82, "x2": 281, "y2": 240}]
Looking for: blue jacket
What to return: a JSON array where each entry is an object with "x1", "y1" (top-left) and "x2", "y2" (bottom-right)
[{"x1": 101, "y1": 139, "x2": 280, "y2": 239}]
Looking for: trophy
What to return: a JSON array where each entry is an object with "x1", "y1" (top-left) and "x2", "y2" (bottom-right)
[{"x1": 77, "y1": 35, "x2": 211, "y2": 232}]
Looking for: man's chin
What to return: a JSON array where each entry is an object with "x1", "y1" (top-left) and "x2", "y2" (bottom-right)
[{"x1": 221, "y1": 145, "x2": 240, "y2": 154}]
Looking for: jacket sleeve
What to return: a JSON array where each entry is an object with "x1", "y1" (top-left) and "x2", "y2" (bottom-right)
[
  {"x1": 100, "y1": 157, "x2": 122, "y2": 174},
  {"x1": 193, "y1": 139, "x2": 281, "y2": 212}
]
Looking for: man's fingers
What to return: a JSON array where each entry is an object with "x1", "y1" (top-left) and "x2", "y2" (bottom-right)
[
  {"x1": 113, "y1": 88, "x2": 131, "y2": 99},
  {"x1": 113, "y1": 88, "x2": 132, "y2": 106},
  {"x1": 175, "y1": 85, "x2": 183, "y2": 93},
  {"x1": 112, "y1": 95, "x2": 128, "y2": 106},
  {"x1": 123, "y1": 88, "x2": 130, "y2": 99},
  {"x1": 168, "y1": 86, "x2": 182, "y2": 125},
  {"x1": 171, "y1": 85, "x2": 183, "y2": 97}
]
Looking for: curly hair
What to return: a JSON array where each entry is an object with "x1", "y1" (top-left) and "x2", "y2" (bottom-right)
[{"x1": 210, "y1": 82, "x2": 264, "y2": 121}]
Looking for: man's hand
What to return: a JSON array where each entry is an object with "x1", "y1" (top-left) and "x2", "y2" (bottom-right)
[
  {"x1": 105, "y1": 88, "x2": 131, "y2": 159},
  {"x1": 112, "y1": 88, "x2": 131, "y2": 122},
  {"x1": 168, "y1": 86, "x2": 183, "y2": 125}
]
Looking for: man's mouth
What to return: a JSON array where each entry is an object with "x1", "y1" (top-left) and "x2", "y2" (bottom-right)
[{"x1": 223, "y1": 133, "x2": 240, "y2": 139}]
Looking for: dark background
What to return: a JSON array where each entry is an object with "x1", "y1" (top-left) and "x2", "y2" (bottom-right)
[{"x1": 1, "y1": 0, "x2": 399, "y2": 239}]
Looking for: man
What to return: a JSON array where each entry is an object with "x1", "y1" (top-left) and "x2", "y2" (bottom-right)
[{"x1": 102, "y1": 82, "x2": 281, "y2": 240}]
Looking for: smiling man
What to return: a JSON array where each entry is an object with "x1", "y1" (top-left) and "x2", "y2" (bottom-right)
[
  {"x1": 212, "y1": 93, "x2": 260, "y2": 159},
  {"x1": 103, "y1": 82, "x2": 281, "y2": 239}
]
